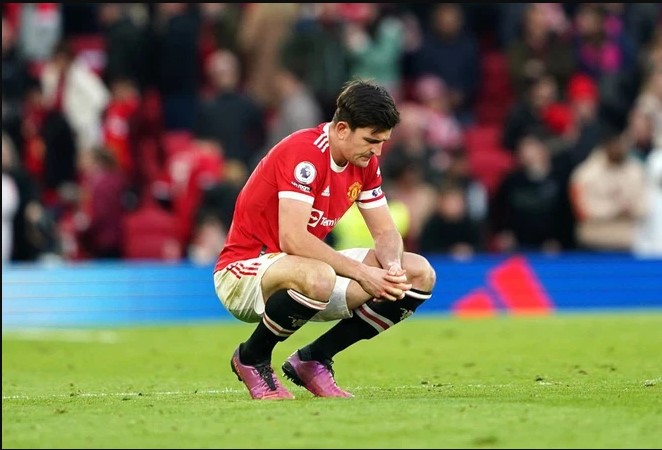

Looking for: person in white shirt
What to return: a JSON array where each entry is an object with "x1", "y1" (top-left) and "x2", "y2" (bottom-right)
[
  {"x1": 2, "y1": 171, "x2": 19, "y2": 263},
  {"x1": 633, "y1": 147, "x2": 662, "y2": 257}
]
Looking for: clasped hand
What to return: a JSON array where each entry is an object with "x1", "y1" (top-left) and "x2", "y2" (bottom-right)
[{"x1": 361, "y1": 263, "x2": 412, "y2": 302}]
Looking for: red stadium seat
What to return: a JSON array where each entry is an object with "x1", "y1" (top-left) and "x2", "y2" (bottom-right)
[
  {"x1": 121, "y1": 200, "x2": 183, "y2": 261},
  {"x1": 463, "y1": 125, "x2": 514, "y2": 197},
  {"x1": 474, "y1": 51, "x2": 514, "y2": 126},
  {"x1": 468, "y1": 148, "x2": 514, "y2": 198},
  {"x1": 464, "y1": 124, "x2": 502, "y2": 151}
]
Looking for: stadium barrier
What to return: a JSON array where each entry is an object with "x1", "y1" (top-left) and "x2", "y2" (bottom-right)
[{"x1": 2, "y1": 253, "x2": 661, "y2": 329}]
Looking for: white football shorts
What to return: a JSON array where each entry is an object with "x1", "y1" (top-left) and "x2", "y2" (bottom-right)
[{"x1": 213, "y1": 248, "x2": 370, "y2": 323}]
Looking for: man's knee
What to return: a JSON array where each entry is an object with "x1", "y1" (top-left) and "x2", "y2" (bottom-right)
[
  {"x1": 403, "y1": 252, "x2": 436, "y2": 291},
  {"x1": 291, "y1": 260, "x2": 336, "y2": 301},
  {"x1": 265, "y1": 256, "x2": 336, "y2": 302}
]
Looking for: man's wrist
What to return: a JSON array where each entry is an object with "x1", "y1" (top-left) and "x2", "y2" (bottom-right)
[{"x1": 386, "y1": 261, "x2": 402, "y2": 270}]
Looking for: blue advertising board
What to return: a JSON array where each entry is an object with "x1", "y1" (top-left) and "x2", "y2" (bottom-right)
[{"x1": 2, "y1": 253, "x2": 661, "y2": 329}]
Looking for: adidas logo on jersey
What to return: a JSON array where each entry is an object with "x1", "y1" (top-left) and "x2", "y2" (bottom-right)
[{"x1": 321, "y1": 186, "x2": 330, "y2": 196}]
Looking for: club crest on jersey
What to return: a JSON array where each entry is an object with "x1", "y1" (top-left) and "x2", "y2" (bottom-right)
[
  {"x1": 294, "y1": 161, "x2": 316, "y2": 185},
  {"x1": 347, "y1": 181, "x2": 362, "y2": 202}
]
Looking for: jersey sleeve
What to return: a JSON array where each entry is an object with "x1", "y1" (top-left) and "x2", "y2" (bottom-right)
[
  {"x1": 357, "y1": 158, "x2": 387, "y2": 209},
  {"x1": 275, "y1": 142, "x2": 325, "y2": 206}
]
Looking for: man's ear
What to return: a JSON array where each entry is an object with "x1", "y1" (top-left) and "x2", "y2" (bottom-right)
[{"x1": 336, "y1": 121, "x2": 350, "y2": 140}]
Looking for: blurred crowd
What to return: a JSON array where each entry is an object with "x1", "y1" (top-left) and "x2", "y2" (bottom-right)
[{"x1": 2, "y1": 2, "x2": 661, "y2": 265}]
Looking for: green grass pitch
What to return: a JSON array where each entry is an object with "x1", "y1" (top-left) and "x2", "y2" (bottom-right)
[{"x1": 3, "y1": 313, "x2": 661, "y2": 449}]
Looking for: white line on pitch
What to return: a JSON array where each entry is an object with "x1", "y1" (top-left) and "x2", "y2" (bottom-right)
[
  {"x1": 2, "y1": 329, "x2": 120, "y2": 344},
  {"x1": 2, "y1": 389, "x2": 241, "y2": 400},
  {"x1": 2, "y1": 384, "x2": 506, "y2": 401}
]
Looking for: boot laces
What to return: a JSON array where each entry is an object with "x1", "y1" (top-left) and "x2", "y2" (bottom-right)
[{"x1": 255, "y1": 363, "x2": 278, "y2": 391}]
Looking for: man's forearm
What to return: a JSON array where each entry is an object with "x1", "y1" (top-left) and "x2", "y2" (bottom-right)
[
  {"x1": 281, "y1": 231, "x2": 366, "y2": 280},
  {"x1": 373, "y1": 228, "x2": 404, "y2": 269}
]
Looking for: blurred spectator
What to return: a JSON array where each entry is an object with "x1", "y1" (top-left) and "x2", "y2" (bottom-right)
[
  {"x1": 496, "y1": 3, "x2": 569, "y2": 50},
  {"x1": 502, "y1": 72, "x2": 558, "y2": 153},
  {"x1": 54, "y1": 181, "x2": 85, "y2": 260},
  {"x1": 632, "y1": 62, "x2": 662, "y2": 153},
  {"x1": 2, "y1": 15, "x2": 34, "y2": 153},
  {"x1": 408, "y1": 3, "x2": 480, "y2": 123},
  {"x1": 280, "y1": 3, "x2": 351, "y2": 117},
  {"x1": 413, "y1": 74, "x2": 464, "y2": 153},
  {"x1": 237, "y1": 3, "x2": 299, "y2": 108},
  {"x1": 633, "y1": 147, "x2": 662, "y2": 257},
  {"x1": 76, "y1": 147, "x2": 128, "y2": 259},
  {"x1": 419, "y1": 180, "x2": 483, "y2": 258},
  {"x1": 191, "y1": 152, "x2": 249, "y2": 246},
  {"x1": 617, "y1": 4, "x2": 662, "y2": 53},
  {"x1": 382, "y1": 151, "x2": 436, "y2": 252},
  {"x1": 571, "y1": 4, "x2": 636, "y2": 82},
  {"x1": 601, "y1": 3, "x2": 661, "y2": 57},
  {"x1": 163, "y1": 132, "x2": 224, "y2": 247},
  {"x1": 98, "y1": 3, "x2": 149, "y2": 91},
  {"x1": 573, "y1": 3, "x2": 638, "y2": 125},
  {"x1": 187, "y1": 211, "x2": 227, "y2": 265},
  {"x1": 440, "y1": 151, "x2": 489, "y2": 225},
  {"x1": 40, "y1": 110, "x2": 77, "y2": 209},
  {"x1": 342, "y1": 3, "x2": 405, "y2": 101},
  {"x1": 562, "y1": 73, "x2": 602, "y2": 168},
  {"x1": 569, "y1": 121, "x2": 648, "y2": 251},
  {"x1": 16, "y1": 3, "x2": 62, "y2": 65},
  {"x1": 149, "y1": 3, "x2": 200, "y2": 131},
  {"x1": 198, "y1": 3, "x2": 243, "y2": 55},
  {"x1": 383, "y1": 103, "x2": 446, "y2": 183},
  {"x1": 193, "y1": 48, "x2": 266, "y2": 172},
  {"x1": 628, "y1": 101, "x2": 656, "y2": 162},
  {"x1": 642, "y1": 28, "x2": 662, "y2": 72},
  {"x1": 265, "y1": 63, "x2": 323, "y2": 152},
  {"x1": 2, "y1": 130, "x2": 57, "y2": 261},
  {"x1": 540, "y1": 101, "x2": 575, "y2": 153},
  {"x1": 2, "y1": 168, "x2": 19, "y2": 263},
  {"x1": 40, "y1": 39, "x2": 110, "y2": 154},
  {"x1": 125, "y1": 88, "x2": 167, "y2": 196},
  {"x1": 20, "y1": 81, "x2": 48, "y2": 185},
  {"x1": 506, "y1": 3, "x2": 574, "y2": 99},
  {"x1": 571, "y1": 5, "x2": 641, "y2": 129},
  {"x1": 491, "y1": 131, "x2": 573, "y2": 253},
  {"x1": 102, "y1": 76, "x2": 140, "y2": 178}
]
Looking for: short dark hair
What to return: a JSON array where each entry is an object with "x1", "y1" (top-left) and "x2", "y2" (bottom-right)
[{"x1": 332, "y1": 79, "x2": 400, "y2": 132}]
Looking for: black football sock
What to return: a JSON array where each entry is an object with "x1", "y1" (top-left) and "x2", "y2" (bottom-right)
[
  {"x1": 299, "y1": 288, "x2": 432, "y2": 362},
  {"x1": 239, "y1": 289, "x2": 327, "y2": 366}
]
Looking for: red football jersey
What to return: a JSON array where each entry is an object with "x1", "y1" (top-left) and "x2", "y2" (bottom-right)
[{"x1": 215, "y1": 122, "x2": 387, "y2": 271}]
